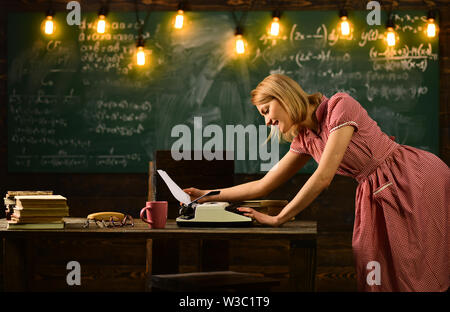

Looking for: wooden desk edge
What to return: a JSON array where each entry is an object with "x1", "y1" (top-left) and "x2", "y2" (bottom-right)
[{"x1": 0, "y1": 218, "x2": 317, "y2": 240}]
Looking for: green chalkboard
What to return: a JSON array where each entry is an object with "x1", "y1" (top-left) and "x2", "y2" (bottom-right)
[{"x1": 7, "y1": 10, "x2": 439, "y2": 173}]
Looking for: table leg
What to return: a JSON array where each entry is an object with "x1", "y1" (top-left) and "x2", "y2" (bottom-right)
[
  {"x1": 3, "y1": 237, "x2": 28, "y2": 291},
  {"x1": 145, "y1": 239, "x2": 152, "y2": 291},
  {"x1": 289, "y1": 239, "x2": 316, "y2": 292}
]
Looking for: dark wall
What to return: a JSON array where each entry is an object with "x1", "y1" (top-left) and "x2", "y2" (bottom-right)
[{"x1": 1, "y1": 0, "x2": 448, "y2": 292}]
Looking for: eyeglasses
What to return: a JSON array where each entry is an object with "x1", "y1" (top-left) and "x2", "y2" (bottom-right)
[
  {"x1": 105, "y1": 214, "x2": 134, "y2": 228},
  {"x1": 83, "y1": 214, "x2": 134, "y2": 228}
]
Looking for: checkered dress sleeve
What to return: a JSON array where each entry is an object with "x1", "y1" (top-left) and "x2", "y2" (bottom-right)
[
  {"x1": 289, "y1": 133, "x2": 308, "y2": 155},
  {"x1": 327, "y1": 92, "x2": 361, "y2": 134}
]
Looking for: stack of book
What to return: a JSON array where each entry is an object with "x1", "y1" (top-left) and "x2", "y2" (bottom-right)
[
  {"x1": 7, "y1": 194, "x2": 69, "y2": 230},
  {"x1": 4, "y1": 194, "x2": 15, "y2": 220},
  {"x1": 4, "y1": 190, "x2": 53, "y2": 220}
]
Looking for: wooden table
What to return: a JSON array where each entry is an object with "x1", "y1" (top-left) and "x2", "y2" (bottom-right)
[{"x1": 0, "y1": 218, "x2": 317, "y2": 292}]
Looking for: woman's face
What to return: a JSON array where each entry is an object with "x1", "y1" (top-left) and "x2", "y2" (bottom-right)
[{"x1": 256, "y1": 99, "x2": 294, "y2": 134}]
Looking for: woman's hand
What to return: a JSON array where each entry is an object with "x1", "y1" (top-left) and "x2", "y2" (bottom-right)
[
  {"x1": 183, "y1": 187, "x2": 209, "y2": 203},
  {"x1": 237, "y1": 207, "x2": 281, "y2": 227}
]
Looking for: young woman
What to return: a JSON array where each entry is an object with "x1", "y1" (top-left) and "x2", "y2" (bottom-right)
[{"x1": 183, "y1": 74, "x2": 449, "y2": 292}]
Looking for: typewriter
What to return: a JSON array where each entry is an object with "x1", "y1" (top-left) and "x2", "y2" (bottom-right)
[{"x1": 157, "y1": 170, "x2": 252, "y2": 227}]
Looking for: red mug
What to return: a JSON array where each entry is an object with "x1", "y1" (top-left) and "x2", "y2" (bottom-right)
[{"x1": 140, "y1": 201, "x2": 168, "y2": 229}]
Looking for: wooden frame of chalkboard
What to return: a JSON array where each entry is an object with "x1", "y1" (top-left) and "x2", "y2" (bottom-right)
[{"x1": 7, "y1": 10, "x2": 439, "y2": 173}]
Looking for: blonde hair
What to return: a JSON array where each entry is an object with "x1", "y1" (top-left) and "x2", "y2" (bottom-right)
[{"x1": 251, "y1": 74, "x2": 322, "y2": 142}]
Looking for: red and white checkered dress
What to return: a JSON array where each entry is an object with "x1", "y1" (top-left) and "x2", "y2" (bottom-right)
[{"x1": 290, "y1": 93, "x2": 449, "y2": 292}]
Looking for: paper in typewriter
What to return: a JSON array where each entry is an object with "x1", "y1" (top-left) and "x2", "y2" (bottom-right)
[{"x1": 156, "y1": 170, "x2": 191, "y2": 205}]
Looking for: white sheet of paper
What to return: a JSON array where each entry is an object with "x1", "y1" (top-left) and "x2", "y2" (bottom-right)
[{"x1": 156, "y1": 169, "x2": 191, "y2": 205}]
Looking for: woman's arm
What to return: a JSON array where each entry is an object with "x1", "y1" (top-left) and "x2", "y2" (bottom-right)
[
  {"x1": 239, "y1": 125, "x2": 355, "y2": 226},
  {"x1": 184, "y1": 151, "x2": 311, "y2": 203}
]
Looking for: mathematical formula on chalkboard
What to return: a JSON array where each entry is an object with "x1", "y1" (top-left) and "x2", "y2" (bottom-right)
[{"x1": 7, "y1": 11, "x2": 439, "y2": 173}]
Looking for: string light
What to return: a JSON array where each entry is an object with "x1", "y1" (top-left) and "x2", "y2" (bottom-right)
[
  {"x1": 136, "y1": 37, "x2": 146, "y2": 66},
  {"x1": 269, "y1": 10, "x2": 281, "y2": 37},
  {"x1": 43, "y1": 9, "x2": 55, "y2": 35},
  {"x1": 97, "y1": 7, "x2": 108, "y2": 34},
  {"x1": 385, "y1": 14, "x2": 397, "y2": 47},
  {"x1": 235, "y1": 27, "x2": 245, "y2": 55},
  {"x1": 426, "y1": 9, "x2": 437, "y2": 38},
  {"x1": 339, "y1": 9, "x2": 350, "y2": 36}
]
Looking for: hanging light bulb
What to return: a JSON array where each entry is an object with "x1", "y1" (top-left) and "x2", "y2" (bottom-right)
[
  {"x1": 269, "y1": 10, "x2": 281, "y2": 37},
  {"x1": 43, "y1": 9, "x2": 55, "y2": 35},
  {"x1": 174, "y1": 10, "x2": 184, "y2": 29},
  {"x1": 136, "y1": 37, "x2": 146, "y2": 66},
  {"x1": 426, "y1": 10, "x2": 437, "y2": 38},
  {"x1": 97, "y1": 15, "x2": 106, "y2": 33},
  {"x1": 174, "y1": 2, "x2": 186, "y2": 29},
  {"x1": 97, "y1": 7, "x2": 108, "y2": 34},
  {"x1": 385, "y1": 15, "x2": 397, "y2": 47},
  {"x1": 426, "y1": 19, "x2": 436, "y2": 37},
  {"x1": 386, "y1": 27, "x2": 396, "y2": 46},
  {"x1": 235, "y1": 27, "x2": 245, "y2": 55},
  {"x1": 236, "y1": 35, "x2": 245, "y2": 54},
  {"x1": 339, "y1": 9, "x2": 350, "y2": 36}
]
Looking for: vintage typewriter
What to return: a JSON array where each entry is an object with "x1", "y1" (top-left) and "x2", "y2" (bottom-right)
[{"x1": 157, "y1": 170, "x2": 252, "y2": 227}]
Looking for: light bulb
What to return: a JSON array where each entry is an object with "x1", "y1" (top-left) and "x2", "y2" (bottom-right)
[
  {"x1": 174, "y1": 10, "x2": 184, "y2": 29},
  {"x1": 44, "y1": 15, "x2": 54, "y2": 35},
  {"x1": 136, "y1": 46, "x2": 146, "y2": 66},
  {"x1": 386, "y1": 27, "x2": 396, "y2": 46},
  {"x1": 340, "y1": 16, "x2": 350, "y2": 36},
  {"x1": 385, "y1": 14, "x2": 397, "y2": 47},
  {"x1": 427, "y1": 19, "x2": 436, "y2": 37},
  {"x1": 338, "y1": 10, "x2": 350, "y2": 36},
  {"x1": 270, "y1": 17, "x2": 280, "y2": 36},
  {"x1": 97, "y1": 14, "x2": 106, "y2": 34},
  {"x1": 235, "y1": 34, "x2": 245, "y2": 54},
  {"x1": 426, "y1": 10, "x2": 438, "y2": 38}
]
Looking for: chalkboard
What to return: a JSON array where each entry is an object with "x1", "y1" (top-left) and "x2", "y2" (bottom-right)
[{"x1": 7, "y1": 10, "x2": 439, "y2": 173}]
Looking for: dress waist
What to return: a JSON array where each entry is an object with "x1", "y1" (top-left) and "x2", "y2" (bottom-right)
[{"x1": 355, "y1": 142, "x2": 400, "y2": 184}]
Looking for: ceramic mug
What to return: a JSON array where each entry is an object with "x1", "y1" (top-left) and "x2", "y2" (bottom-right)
[{"x1": 140, "y1": 201, "x2": 168, "y2": 229}]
